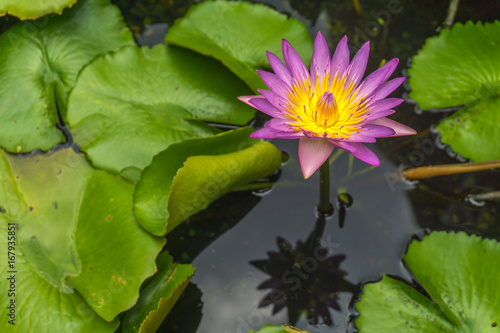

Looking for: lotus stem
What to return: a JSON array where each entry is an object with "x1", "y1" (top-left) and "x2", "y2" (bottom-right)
[
  {"x1": 403, "y1": 159, "x2": 500, "y2": 180},
  {"x1": 318, "y1": 158, "x2": 334, "y2": 216}
]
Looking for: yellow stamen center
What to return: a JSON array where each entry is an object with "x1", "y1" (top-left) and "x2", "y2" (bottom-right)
[{"x1": 284, "y1": 72, "x2": 369, "y2": 140}]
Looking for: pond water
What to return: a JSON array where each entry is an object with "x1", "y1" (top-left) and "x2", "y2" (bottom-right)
[{"x1": 119, "y1": 0, "x2": 500, "y2": 332}]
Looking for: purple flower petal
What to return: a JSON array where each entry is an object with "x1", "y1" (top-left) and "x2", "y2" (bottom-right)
[
  {"x1": 371, "y1": 117, "x2": 416, "y2": 137},
  {"x1": 251, "y1": 128, "x2": 304, "y2": 139},
  {"x1": 274, "y1": 131, "x2": 305, "y2": 139},
  {"x1": 360, "y1": 124, "x2": 396, "y2": 137},
  {"x1": 258, "y1": 89, "x2": 289, "y2": 112},
  {"x1": 362, "y1": 109, "x2": 395, "y2": 123},
  {"x1": 298, "y1": 137, "x2": 334, "y2": 179},
  {"x1": 250, "y1": 127, "x2": 280, "y2": 139},
  {"x1": 310, "y1": 31, "x2": 331, "y2": 82},
  {"x1": 343, "y1": 134, "x2": 377, "y2": 143},
  {"x1": 330, "y1": 35, "x2": 349, "y2": 78},
  {"x1": 346, "y1": 41, "x2": 370, "y2": 89},
  {"x1": 237, "y1": 95, "x2": 257, "y2": 105},
  {"x1": 371, "y1": 77, "x2": 405, "y2": 100},
  {"x1": 282, "y1": 39, "x2": 310, "y2": 82},
  {"x1": 355, "y1": 58, "x2": 399, "y2": 100},
  {"x1": 329, "y1": 140, "x2": 380, "y2": 166},
  {"x1": 264, "y1": 118, "x2": 293, "y2": 132},
  {"x1": 266, "y1": 51, "x2": 293, "y2": 85},
  {"x1": 257, "y1": 70, "x2": 290, "y2": 98},
  {"x1": 366, "y1": 98, "x2": 404, "y2": 113},
  {"x1": 237, "y1": 95, "x2": 285, "y2": 118}
]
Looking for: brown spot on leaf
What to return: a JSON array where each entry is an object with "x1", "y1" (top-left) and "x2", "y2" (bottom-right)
[
  {"x1": 29, "y1": 205, "x2": 34, "y2": 212},
  {"x1": 106, "y1": 215, "x2": 112, "y2": 221}
]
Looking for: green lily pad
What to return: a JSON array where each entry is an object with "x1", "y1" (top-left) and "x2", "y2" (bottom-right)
[
  {"x1": 0, "y1": 0, "x2": 133, "y2": 153},
  {"x1": 133, "y1": 127, "x2": 282, "y2": 236},
  {"x1": 121, "y1": 252, "x2": 195, "y2": 333},
  {"x1": 0, "y1": 217, "x2": 119, "y2": 333},
  {"x1": 249, "y1": 324, "x2": 310, "y2": 333},
  {"x1": 409, "y1": 21, "x2": 500, "y2": 109},
  {"x1": 165, "y1": 0, "x2": 313, "y2": 92},
  {"x1": 0, "y1": 148, "x2": 94, "y2": 292},
  {"x1": 0, "y1": 150, "x2": 120, "y2": 332},
  {"x1": 408, "y1": 21, "x2": 500, "y2": 161},
  {"x1": 436, "y1": 97, "x2": 500, "y2": 161},
  {"x1": 0, "y1": 148, "x2": 164, "y2": 323},
  {"x1": 67, "y1": 44, "x2": 255, "y2": 177},
  {"x1": 355, "y1": 231, "x2": 500, "y2": 332},
  {"x1": 0, "y1": 0, "x2": 77, "y2": 20}
]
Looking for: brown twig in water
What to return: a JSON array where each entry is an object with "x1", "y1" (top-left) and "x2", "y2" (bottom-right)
[
  {"x1": 468, "y1": 191, "x2": 500, "y2": 202},
  {"x1": 352, "y1": 0, "x2": 362, "y2": 15},
  {"x1": 403, "y1": 160, "x2": 500, "y2": 180},
  {"x1": 444, "y1": 0, "x2": 460, "y2": 28}
]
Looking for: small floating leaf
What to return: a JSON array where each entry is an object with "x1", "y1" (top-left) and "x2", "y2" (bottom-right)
[
  {"x1": 165, "y1": 0, "x2": 313, "y2": 92},
  {"x1": 355, "y1": 231, "x2": 500, "y2": 332},
  {"x1": 133, "y1": 127, "x2": 282, "y2": 236}
]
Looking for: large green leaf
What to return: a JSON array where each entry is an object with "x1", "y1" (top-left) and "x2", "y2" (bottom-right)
[
  {"x1": 0, "y1": 0, "x2": 77, "y2": 20},
  {"x1": 409, "y1": 21, "x2": 500, "y2": 110},
  {"x1": 67, "y1": 44, "x2": 255, "y2": 177},
  {"x1": 408, "y1": 21, "x2": 500, "y2": 161},
  {"x1": 133, "y1": 127, "x2": 282, "y2": 236},
  {"x1": 165, "y1": 0, "x2": 313, "y2": 92},
  {"x1": 355, "y1": 231, "x2": 500, "y2": 332},
  {"x1": 436, "y1": 97, "x2": 500, "y2": 161},
  {"x1": 0, "y1": 216, "x2": 119, "y2": 333},
  {"x1": 0, "y1": 148, "x2": 164, "y2": 324},
  {"x1": 249, "y1": 324, "x2": 310, "y2": 333},
  {"x1": 122, "y1": 252, "x2": 195, "y2": 333},
  {"x1": 0, "y1": 0, "x2": 133, "y2": 153},
  {"x1": 1, "y1": 148, "x2": 92, "y2": 292},
  {"x1": 0, "y1": 150, "x2": 120, "y2": 332}
]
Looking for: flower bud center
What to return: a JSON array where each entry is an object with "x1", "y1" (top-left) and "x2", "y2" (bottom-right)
[{"x1": 316, "y1": 92, "x2": 338, "y2": 127}]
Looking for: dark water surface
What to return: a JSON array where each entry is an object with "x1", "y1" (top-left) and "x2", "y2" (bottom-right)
[{"x1": 133, "y1": 0, "x2": 500, "y2": 332}]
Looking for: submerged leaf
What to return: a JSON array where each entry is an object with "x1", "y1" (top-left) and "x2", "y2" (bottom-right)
[
  {"x1": 408, "y1": 21, "x2": 500, "y2": 161},
  {"x1": 355, "y1": 231, "x2": 500, "y2": 332},
  {"x1": 0, "y1": 0, "x2": 133, "y2": 152},
  {"x1": 165, "y1": 0, "x2": 313, "y2": 92},
  {"x1": 67, "y1": 44, "x2": 255, "y2": 176},
  {"x1": 133, "y1": 127, "x2": 282, "y2": 236},
  {"x1": 122, "y1": 252, "x2": 195, "y2": 333},
  {"x1": 0, "y1": 0, "x2": 77, "y2": 20}
]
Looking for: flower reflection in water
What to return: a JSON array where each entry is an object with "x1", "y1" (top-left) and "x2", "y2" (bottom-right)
[{"x1": 250, "y1": 217, "x2": 358, "y2": 326}]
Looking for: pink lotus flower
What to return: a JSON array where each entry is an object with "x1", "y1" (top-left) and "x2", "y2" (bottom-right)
[{"x1": 239, "y1": 32, "x2": 416, "y2": 179}]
